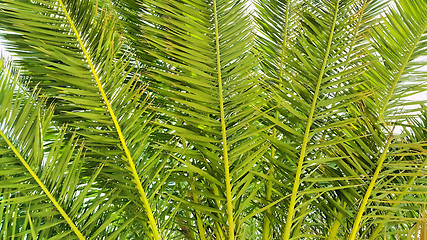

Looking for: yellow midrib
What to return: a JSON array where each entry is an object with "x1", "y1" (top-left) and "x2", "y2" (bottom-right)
[
  {"x1": 57, "y1": 1, "x2": 162, "y2": 239},
  {"x1": 368, "y1": 154, "x2": 427, "y2": 239},
  {"x1": 282, "y1": 0, "x2": 341, "y2": 239},
  {"x1": 0, "y1": 130, "x2": 85, "y2": 240},
  {"x1": 278, "y1": 0, "x2": 291, "y2": 83},
  {"x1": 348, "y1": 136, "x2": 393, "y2": 240},
  {"x1": 379, "y1": 23, "x2": 427, "y2": 120},
  {"x1": 212, "y1": 0, "x2": 235, "y2": 239}
]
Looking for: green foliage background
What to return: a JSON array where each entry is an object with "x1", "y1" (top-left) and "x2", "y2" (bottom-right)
[{"x1": 0, "y1": 0, "x2": 426, "y2": 239}]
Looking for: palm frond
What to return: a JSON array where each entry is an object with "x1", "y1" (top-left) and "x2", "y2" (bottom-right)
[
  {"x1": 120, "y1": 0, "x2": 269, "y2": 238},
  {"x1": 367, "y1": 0, "x2": 427, "y2": 123},
  {"x1": 0, "y1": 59, "x2": 126, "y2": 239},
  {"x1": 0, "y1": 0, "x2": 164, "y2": 238},
  {"x1": 253, "y1": 0, "x2": 375, "y2": 238},
  {"x1": 0, "y1": 0, "x2": 426, "y2": 239}
]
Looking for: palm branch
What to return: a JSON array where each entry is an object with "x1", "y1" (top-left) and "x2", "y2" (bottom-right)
[{"x1": 0, "y1": 0, "x2": 426, "y2": 239}]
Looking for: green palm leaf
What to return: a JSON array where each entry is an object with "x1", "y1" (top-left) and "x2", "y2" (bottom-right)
[
  {"x1": 0, "y1": 59, "x2": 126, "y2": 239},
  {"x1": 0, "y1": 0, "x2": 164, "y2": 238},
  {"x1": 117, "y1": 0, "x2": 268, "y2": 238},
  {"x1": 368, "y1": 0, "x2": 427, "y2": 123},
  {"x1": 0, "y1": 0, "x2": 426, "y2": 239}
]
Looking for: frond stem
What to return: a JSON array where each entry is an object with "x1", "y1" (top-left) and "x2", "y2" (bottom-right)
[
  {"x1": 348, "y1": 135, "x2": 393, "y2": 240},
  {"x1": 213, "y1": 0, "x2": 235, "y2": 239},
  {"x1": 0, "y1": 130, "x2": 85, "y2": 240},
  {"x1": 278, "y1": 0, "x2": 292, "y2": 83},
  {"x1": 57, "y1": 1, "x2": 161, "y2": 239},
  {"x1": 368, "y1": 146, "x2": 427, "y2": 239},
  {"x1": 327, "y1": 202, "x2": 347, "y2": 240},
  {"x1": 282, "y1": 0, "x2": 341, "y2": 239},
  {"x1": 379, "y1": 24, "x2": 427, "y2": 120}
]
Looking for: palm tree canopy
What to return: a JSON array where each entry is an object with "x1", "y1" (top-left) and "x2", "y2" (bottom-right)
[{"x1": 0, "y1": 0, "x2": 426, "y2": 239}]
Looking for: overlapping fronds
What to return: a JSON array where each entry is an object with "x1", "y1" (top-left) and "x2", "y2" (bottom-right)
[
  {"x1": 254, "y1": 0, "x2": 375, "y2": 238},
  {"x1": 367, "y1": 0, "x2": 427, "y2": 123},
  {"x1": 0, "y1": 0, "x2": 167, "y2": 238},
  {"x1": 0, "y1": 59, "x2": 128, "y2": 239},
  {"x1": 119, "y1": 0, "x2": 268, "y2": 238},
  {"x1": 0, "y1": 0, "x2": 426, "y2": 239}
]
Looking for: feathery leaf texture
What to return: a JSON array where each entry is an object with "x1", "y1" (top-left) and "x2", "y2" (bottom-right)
[{"x1": 0, "y1": 0, "x2": 426, "y2": 239}]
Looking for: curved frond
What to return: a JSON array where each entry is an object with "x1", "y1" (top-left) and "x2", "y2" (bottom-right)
[
  {"x1": 0, "y1": 0, "x2": 163, "y2": 238},
  {"x1": 0, "y1": 60, "x2": 122, "y2": 239},
  {"x1": 368, "y1": 0, "x2": 427, "y2": 123}
]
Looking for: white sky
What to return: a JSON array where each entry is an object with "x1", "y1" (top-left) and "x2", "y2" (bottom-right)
[
  {"x1": 0, "y1": 31, "x2": 11, "y2": 59},
  {"x1": 0, "y1": 41, "x2": 7, "y2": 57}
]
